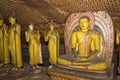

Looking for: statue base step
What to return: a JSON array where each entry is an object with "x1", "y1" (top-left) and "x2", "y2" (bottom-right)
[
  {"x1": 7, "y1": 63, "x2": 30, "y2": 79},
  {"x1": 0, "y1": 64, "x2": 10, "y2": 72},
  {"x1": 48, "y1": 64, "x2": 115, "y2": 80},
  {"x1": 118, "y1": 67, "x2": 120, "y2": 74},
  {"x1": 28, "y1": 67, "x2": 42, "y2": 76}
]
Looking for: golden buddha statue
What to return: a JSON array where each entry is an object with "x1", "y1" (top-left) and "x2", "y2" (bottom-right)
[
  {"x1": 44, "y1": 21, "x2": 59, "y2": 64},
  {"x1": 25, "y1": 23, "x2": 43, "y2": 69},
  {"x1": 58, "y1": 16, "x2": 108, "y2": 71},
  {"x1": 48, "y1": 11, "x2": 114, "y2": 80},
  {"x1": 0, "y1": 14, "x2": 10, "y2": 66},
  {"x1": 8, "y1": 16, "x2": 23, "y2": 71}
]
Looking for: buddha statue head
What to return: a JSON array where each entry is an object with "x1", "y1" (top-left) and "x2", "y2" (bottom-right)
[
  {"x1": 50, "y1": 24, "x2": 54, "y2": 31},
  {"x1": 9, "y1": 16, "x2": 16, "y2": 25},
  {"x1": 79, "y1": 16, "x2": 90, "y2": 32},
  {"x1": 48, "y1": 21, "x2": 55, "y2": 31},
  {"x1": 0, "y1": 14, "x2": 3, "y2": 26},
  {"x1": 28, "y1": 23, "x2": 34, "y2": 31}
]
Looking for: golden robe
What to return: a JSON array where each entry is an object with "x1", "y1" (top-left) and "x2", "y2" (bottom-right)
[
  {"x1": 25, "y1": 30, "x2": 42, "y2": 66},
  {"x1": 45, "y1": 30, "x2": 59, "y2": 64},
  {"x1": 0, "y1": 24, "x2": 10, "y2": 64},
  {"x1": 8, "y1": 23, "x2": 23, "y2": 68}
]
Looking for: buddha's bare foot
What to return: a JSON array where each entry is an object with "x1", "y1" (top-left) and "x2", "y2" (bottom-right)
[
  {"x1": 4, "y1": 64, "x2": 10, "y2": 67},
  {"x1": 48, "y1": 65, "x2": 53, "y2": 70},
  {"x1": 36, "y1": 66, "x2": 40, "y2": 68},
  {"x1": 8, "y1": 67, "x2": 16, "y2": 73},
  {"x1": 14, "y1": 68, "x2": 18, "y2": 71},
  {"x1": 16, "y1": 67, "x2": 23, "y2": 72},
  {"x1": 11, "y1": 67, "x2": 16, "y2": 71},
  {"x1": 10, "y1": 67, "x2": 23, "y2": 72},
  {"x1": 32, "y1": 66, "x2": 36, "y2": 70},
  {"x1": 0, "y1": 62, "x2": 3, "y2": 67},
  {"x1": 0, "y1": 63, "x2": 9, "y2": 68}
]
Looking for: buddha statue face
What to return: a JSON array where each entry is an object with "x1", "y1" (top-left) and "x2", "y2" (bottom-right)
[
  {"x1": 28, "y1": 24, "x2": 34, "y2": 31},
  {"x1": 9, "y1": 16, "x2": 16, "y2": 25},
  {"x1": 0, "y1": 19, "x2": 3, "y2": 26},
  {"x1": 79, "y1": 17, "x2": 90, "y2": 31},
  {"x1": 49, "y1": 24, "x2": 54, "y2": 31}
]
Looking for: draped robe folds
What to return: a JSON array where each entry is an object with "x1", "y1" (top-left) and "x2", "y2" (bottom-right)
[
  {"x1": 0, "y1": 24, "x2": 10, "y2": 64},
  {"x1": 45, "y1": 30, "x2": 59, "y2": 64},
  {"x1": 26, "y1": 30, "x2": 43, "y2": 66},
  {"x1": 58, "y1": 30, "x2": 108, "y2": 71},
  {"x1": 9, "y1": 24, "x2": 23, "y2": 68}
]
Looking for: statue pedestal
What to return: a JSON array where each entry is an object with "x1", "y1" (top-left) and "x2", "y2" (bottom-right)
[
  {"x1": 0, "y1": 64, "x2": 10, "y2": 72},
  {"x1": 7, "y1": 63, "x2": 29, "y2": 79},
  {"x1": 28, "y1": 67, "x2": 42, "y2": 76},
  {"x1": 118, "y1": 68, "x2": 120, "y2": 74},
  {"x1": 48, "y1": 64, "x2": 115, "y2": 80},
  {"x1": 7, "y1": 69, "x2": 24, "y2": 78},
  {"x1": 0, "y1": 64, "x2": 10, "y2": 78}
]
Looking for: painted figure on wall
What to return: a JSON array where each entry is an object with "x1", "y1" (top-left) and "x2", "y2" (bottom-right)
[
  {"x1": 58, "y1": 15, "x2": 108, "y2": 71},
  {"x1": 0, "y1": 14, "x2": 10, "y2": 67},
  {"x1": 25, "y1": 23, "x2": 43, "y2": 69},
  {"x1": 44, "y1": 21, "x2": 59, "y2": 65},
  {"x1": 8, "y1": 16, "x2": 23, "y2": 71}
]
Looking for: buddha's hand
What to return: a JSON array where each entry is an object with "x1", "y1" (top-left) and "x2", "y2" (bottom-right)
[
  {"x1": 25, "y1": 31, "x2": 27, "y2": 36},
  {"x1": 14, "y1": 30, "x2": 17, "y2": 34},
  {"x1": 3, "y1": 24, "x2": 6, "y2": 28},
  {"x1": 3, "y1": 27, "x2": 6, "y2": 30},
  {"x1": 3, "y1": 26, "x2": 7, "y2": 31},
  {"x1": 88, "y1": 50, "x2": 98, "y2": 60},
  {"x1": 25, "y1": 31, "x2": 30, "y2": 37}
]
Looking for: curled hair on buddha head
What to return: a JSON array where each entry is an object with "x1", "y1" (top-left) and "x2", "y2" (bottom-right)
[{"x1": 79, "y1": 16, "x2": 90, "y2": 21}]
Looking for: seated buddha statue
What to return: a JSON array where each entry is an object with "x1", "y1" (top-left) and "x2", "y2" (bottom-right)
[{"x1": 57, "y1": 16, "x2": 108, "y2": 71}]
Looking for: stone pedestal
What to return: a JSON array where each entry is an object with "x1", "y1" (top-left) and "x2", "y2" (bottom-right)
[{"x1": 48, "y1": 65, "x2": 115, "y2": 80}]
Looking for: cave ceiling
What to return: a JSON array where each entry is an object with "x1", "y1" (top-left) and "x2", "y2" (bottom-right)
[{"x1": 0, "y1": 0, "x2": 119, "y2": 28}]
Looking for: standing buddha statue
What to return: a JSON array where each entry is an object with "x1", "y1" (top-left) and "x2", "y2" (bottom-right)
[
  {"x1": 8, "y1": 16, "x2": 23, "y2": 71},
  {"x1": 44, "y1": 21, "x2": 59, "y2": 65},
  {"x1": 25, "y1": 23, "x2": 43, "y2": 69},
  {"x1": 0, "y1": 14, "x2": 10, "y2": 67}
]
